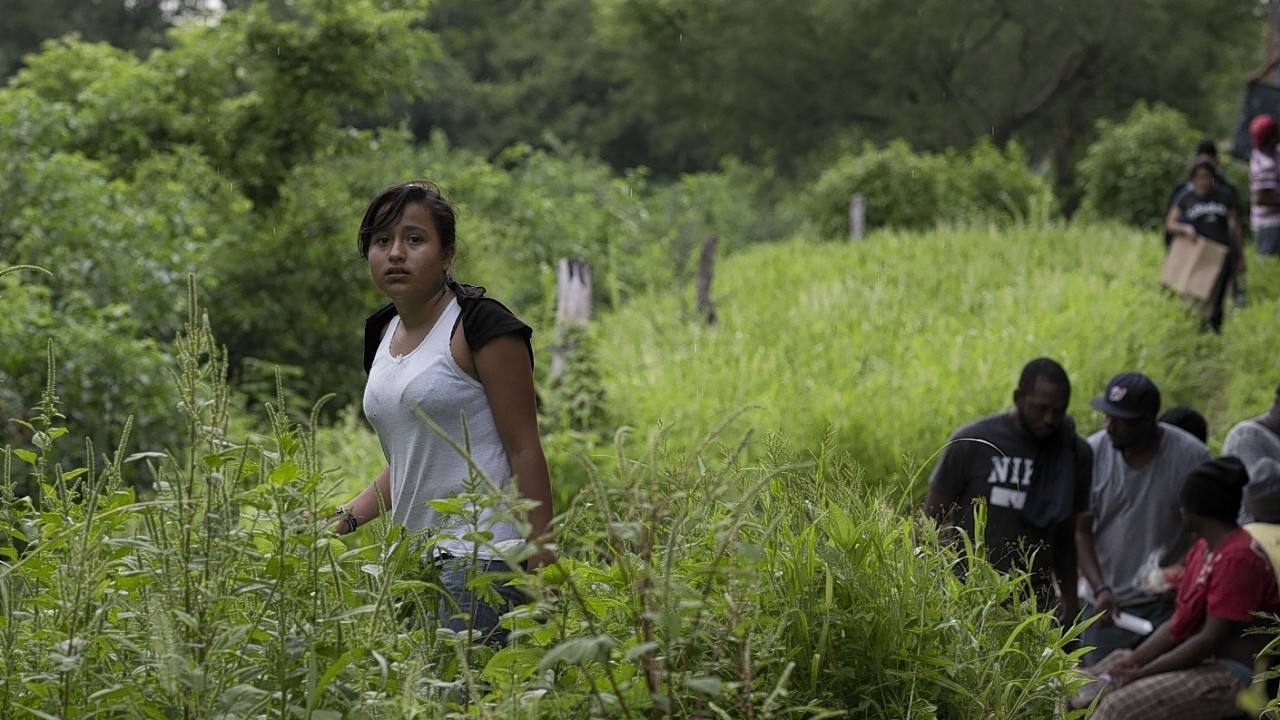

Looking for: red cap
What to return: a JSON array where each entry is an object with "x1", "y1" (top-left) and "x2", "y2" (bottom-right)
[{"x1": 1251, "y1": 114, "x2": 1278, "y2": 147}]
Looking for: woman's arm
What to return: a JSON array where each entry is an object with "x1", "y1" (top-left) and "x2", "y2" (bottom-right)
[
  {"x1": 1164, "y1": 204, "x2": 1194, "y2": 240},
  {"x1": 333, "y1": 466, "x2": 392, "y2": 535},
  {"x1": 1115, "y1": 616, "x2": 1240, "y2": 686},
  {"x1": 471, "y1": 334, "x2": 555, "y2": 569}
]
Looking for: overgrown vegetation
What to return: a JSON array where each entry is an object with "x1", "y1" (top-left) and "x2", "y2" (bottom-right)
[
  {"x1": 0, "y1": 283, "x2": 1091, "y2": 718},
  {"x1": 596, "y1": 222, "x2": 1273, "y2": 490}
]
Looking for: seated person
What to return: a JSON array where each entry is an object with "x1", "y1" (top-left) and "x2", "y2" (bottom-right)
[
  {"x1": 1160, "y1": 405, "x2": 1209, "y2": 445},
  {"x1": 1084, "y1": 457, "x2": 1280, "y2": 720}
]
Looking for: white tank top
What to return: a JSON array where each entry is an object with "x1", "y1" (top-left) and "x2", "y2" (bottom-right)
[{"x1": 362, "y1": 298, "x2": 521, "y2": 559}]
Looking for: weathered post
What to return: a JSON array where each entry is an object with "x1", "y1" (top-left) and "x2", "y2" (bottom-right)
[
  {"x1": 850, "y1": 193, "x2": 866, "y2": 241},
  {"x1": 696, "y1": 233, "x2": 719, "y2": 326},
  {"x1": 551, "y1": 257, "x2": 592, "y2": 379}
]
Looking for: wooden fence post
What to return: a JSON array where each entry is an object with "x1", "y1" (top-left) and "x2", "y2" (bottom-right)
[
  {"x1": 696, "y1": 233, "x2": 718, "y2": 326},
  {"x1": 849, "y1": 193, "x2": 866, "y2": 241},
  {"x1": 552, "y1": 257, "x2": 592, "y2": 379}
]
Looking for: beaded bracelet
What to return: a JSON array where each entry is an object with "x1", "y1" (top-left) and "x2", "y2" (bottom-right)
[{"x1": 330, "y1": 506, "x2": 358, "y2": 534}]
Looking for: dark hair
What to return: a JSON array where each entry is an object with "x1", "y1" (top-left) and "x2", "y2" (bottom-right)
[
  {"x1": 1187, "y1": 159, "x2": 1216, "y2": 181},
  {"x1": 1181, "y1": 456, "x2": 1248, "y2": 524},
  {"x1": 1159, "y1": 405, "x2": 1208, "y2": 444},
  {"x1": 1195, "y1": 138, "x2": 1218, "y2": 157},
  {"x1": 357, "y1": 180, "x2": 457, "y2": 260},
  {"x1": 1017, "y1": 357, "x2": 1070, "y2": 395}
]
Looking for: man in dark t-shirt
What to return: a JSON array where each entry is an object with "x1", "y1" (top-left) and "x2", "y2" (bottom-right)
[{"x1": 925, "y1": 358, "x2": 1093, "y2": 623}]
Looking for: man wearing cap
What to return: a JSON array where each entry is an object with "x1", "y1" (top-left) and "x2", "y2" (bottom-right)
[
  {"x1": 1249, "y1": 114, "x2": 1280, "y2": 257},
  {"x1": 1223, "y1": 381, "x2": 1280, "y2": 524},
  {"x1": 1076, "y1": 373, "x2": 1211, "y2": 666},
  {"x1": 1082, "y1": 456, "x2": 1280, "y2": 720},
  {"x1": 924, "y1": 358, "x2": 1093, "y2": 623}
]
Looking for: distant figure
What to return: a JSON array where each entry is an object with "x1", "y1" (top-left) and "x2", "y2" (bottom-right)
[
  {"x1": 1084, "y1": 457, "x2": 1280, "y2": 720},
  {"x1": 1249, "y1": 114, "x2": 1280, "y2": 257},
  {"x1": 1159, "y1": 406, "x2": 1208, "y2": 444},
  {"x1": 1223, "y1": 382, "x2": 1280, "y2": 524},
  {"x1": 1166, "y1": 160, "x2": 1244, "y2": 332},
  {"x1": 1076, "y1": 373, "x2": 1211, "y2": 666},
  {"x1": 924, "y1": 358, "x2": 1092, "y2": 624},
  {"x1": 1164, "y1": 139, "x2": 1240, "y2": 251}
]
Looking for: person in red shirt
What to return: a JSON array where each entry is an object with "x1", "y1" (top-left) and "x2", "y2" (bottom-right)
[{"x1": 1084, "y1": 456, "x2": 1280, "y2": 719}]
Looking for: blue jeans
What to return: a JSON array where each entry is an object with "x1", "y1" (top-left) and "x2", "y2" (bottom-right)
[
  {"x1": 1257, "y1": 225, "x2": 1280, "y2": 256},
  {"x1": 435, "y1": 557, "x2": 527, "y2": 646}
]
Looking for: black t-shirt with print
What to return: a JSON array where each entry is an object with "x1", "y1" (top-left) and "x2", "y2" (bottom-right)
[
  {"x1": 928, "y1": 412, "x2": 1092, "y2": 603},
  {"x1": 1172, "y1": 184, "x2": 1235, "y2": 246}
]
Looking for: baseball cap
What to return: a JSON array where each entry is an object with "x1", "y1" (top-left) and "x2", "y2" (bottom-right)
[
  {"x1": 1251, "y1": 114, "x2": 1278, "y2": 147},
  {"x1": 1090, "y1": 373, "x2": 1161, "y2": 420}
]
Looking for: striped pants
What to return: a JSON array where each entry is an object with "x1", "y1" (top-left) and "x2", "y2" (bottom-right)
[{"x1": 1089, "y1": 649, "x2": 1249, "y2": 720}]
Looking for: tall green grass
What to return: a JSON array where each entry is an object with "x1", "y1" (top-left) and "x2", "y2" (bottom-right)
[
  {"x1": 2, "y1": 280, "x2": 1090, "y2": 718},
  {"x1": 596, "y1": 222, "x2": 1258, "y2": 490}
]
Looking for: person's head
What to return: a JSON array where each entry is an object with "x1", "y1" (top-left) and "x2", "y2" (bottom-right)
[
  {"x1": 1251, "y1": 114, "x2": 1278, "y2": 150},
  {"x1": 1195, "y1": 138, "x2": 1219, "y2": 161},
  {"x1": 1090, "y1": 373, "x2": 1161, "y2": 451},
  {"x1": 1159, "y1": 405, "x2": 1208, "y2": 444},
  {"x1": 357, "y1": 181, "x2": 458, "y2": 263},
  {"x1": 1180, "y1": 456, "x2": 1248, "y2": 531},
  {"x1": 1189, "y1": 160, "x2": 1216, "y2": 197},
  {"x1": 1012, "y1": 357, "x2": 1071, "y2": 440}
]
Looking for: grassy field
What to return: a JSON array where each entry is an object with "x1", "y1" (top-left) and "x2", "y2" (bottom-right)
[{"x1": 594, "y1": 222, "x2": 1280, "y2": 494}]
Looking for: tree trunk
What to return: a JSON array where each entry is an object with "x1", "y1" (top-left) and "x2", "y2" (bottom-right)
[
  {"x1": 696, "y1": 233, "x2": 718, "y2": 326},
  {"x1": 552, "y1": 257, "x2": 592, "y2": 379}
]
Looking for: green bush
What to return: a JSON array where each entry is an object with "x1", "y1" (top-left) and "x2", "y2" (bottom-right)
[
  {"x1": 806, "y1": 140, "x2": 1056, "y2": 238},
  {"x1": 807, "y1": 140, "x2": 946, "y2": 237},
  {"x1": 1075, "y1": 102, "x2": 1202, "y2": 229}
]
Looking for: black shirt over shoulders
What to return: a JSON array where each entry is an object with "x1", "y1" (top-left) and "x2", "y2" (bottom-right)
[{"x1": 363, "y1": 282, "x2": 533, "y2": 375}]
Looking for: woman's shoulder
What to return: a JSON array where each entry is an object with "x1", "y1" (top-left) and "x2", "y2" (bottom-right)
[{"x1": 452, "y1": 283, "x2": 535, "y2": 366}]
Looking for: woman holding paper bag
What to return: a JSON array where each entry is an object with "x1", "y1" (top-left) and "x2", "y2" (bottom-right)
[{"x1": 1165, "y1": 160, "x2": 1243, "y2": 332}]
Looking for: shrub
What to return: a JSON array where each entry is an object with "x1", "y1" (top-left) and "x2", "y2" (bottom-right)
[
  {"x1": 806, "y1": 139, "x2": 1056, "y2": 238},
  {"x1": 807, "y1": 140, "x2": 946, "y2": 237},
  {"x1": 1075, "y1": 102, "x2": 1202, "y2": 229}
]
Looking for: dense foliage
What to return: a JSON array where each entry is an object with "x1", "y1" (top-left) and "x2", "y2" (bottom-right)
[
  {"x1": 1, "y1": 0, "x2": 1266, "y2": 189},
  {"x1": 1075, "y1": 103, "x2": 1205, "y2": 229},
  {"x1": 806, "y1": 139, "x2": 1055, "y2": 238},
  {"x1": 0, "y1": 295, "x2": 1087, "y2": 718}
]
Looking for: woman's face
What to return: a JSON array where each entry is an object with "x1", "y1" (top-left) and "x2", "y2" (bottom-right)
[
  {"x1": 366, "y1": 202, "x2": 454, "y2": 303},
  {"x1": 1192, "y1": 167, "x2": 1214, "y2": 197}
]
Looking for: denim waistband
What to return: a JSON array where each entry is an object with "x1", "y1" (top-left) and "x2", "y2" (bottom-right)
[{"x1": 1217, "y1": 658, "x2": 1254, "y2": 685}]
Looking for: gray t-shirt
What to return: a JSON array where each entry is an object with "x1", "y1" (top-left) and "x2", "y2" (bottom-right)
[
  {"x1": 1223, "y1": 417, "x2": 1280, "y2": 524},
  {"x1": 1086, "y1": 423, "x2": 1210, "y2": 606}
]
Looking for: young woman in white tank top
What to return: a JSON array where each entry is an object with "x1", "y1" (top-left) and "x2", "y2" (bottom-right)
[{"x1": 328, "y1": 181, "x2": 554, "y2": 645}]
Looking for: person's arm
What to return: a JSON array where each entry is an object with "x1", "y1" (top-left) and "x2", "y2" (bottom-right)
[
  {"x1": 1229, "y1": 208, "x2": 1246, "y2": 272},
  {"x1": 1075, "y1": 511, "x2": 1119, "y2": 625},
  {"x1": 1113, "y1": 616, "x2": 1241, "y2": 686},
  {"x1": 922, "y1": 432, "x2": 974, "y2": 525},
  {"x1": 333, "y1": 466, "x2": 392, "y2": 535},
  {"x1": 472, "y1": 334, "x2": 555, "y2": 570},
  {"x1": 1164, "y1": 204, "x2": 1195, "y2": 240},
  {"x1": 1051, "y1": 517, "x2": 1080, "y2": 624},
  {"x1": 1246, "y1": 51, "x2": 1280, "y2": 84}
]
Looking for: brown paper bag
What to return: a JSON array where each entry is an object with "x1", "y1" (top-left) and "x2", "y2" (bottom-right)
[{"x1": 1161, "y1": 236, "x2": 1228, "y2": 301}]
